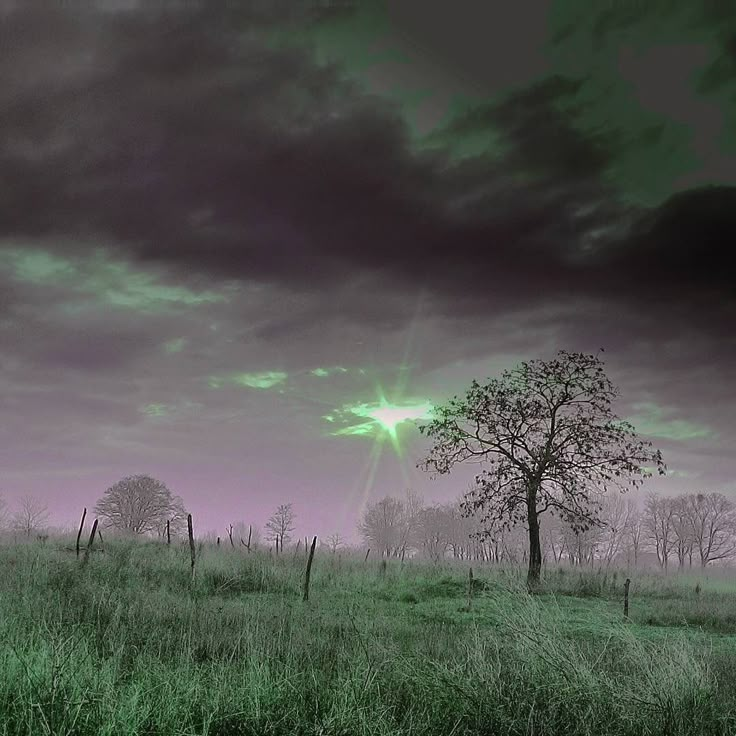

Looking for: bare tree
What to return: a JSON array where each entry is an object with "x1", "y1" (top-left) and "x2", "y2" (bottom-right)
[
  {"x1": 322, "y1": 533, "x2": 344, "y2": 554},
  {"x1": 358, "y1": 496, "x2": 405, "y2": 557},
  {"x1": 670, "y1": 495, "x2": 695, "y2": 569},
  {"x1": 265, "y1": 503, "x2": 295, "y2": 552},
  {"x1": 397, "y1": 489, "x2": 424, "y2": 557},
  {"x1": 417, "y1": 504, "x2": 453, "y2": 562},
  {"x1": 622, "y1": 497, "x2": 643, "y2": 567},
  {"x1": 12, "y1": 496, "x2": 50, "y2": 538},
  {"x1": 419, "y1": 351, "x2": 665, "y2": 589},
  {"x1": 685, "y1": 492, "x2": 736, "y2": 567},
  {"x1": 643, "y1": 493, "x2": 674, "y2": 570},
  {"x1": 599, "y1": 493, "x2": 632, "y2": 566},
  {"x1": 95, "y1": 475, "x2": 187, "y2": 535}
]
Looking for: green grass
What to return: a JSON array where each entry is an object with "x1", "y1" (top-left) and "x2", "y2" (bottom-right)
[{"x1": 0, "y1": 540, "x2": 735, "y2": 735}]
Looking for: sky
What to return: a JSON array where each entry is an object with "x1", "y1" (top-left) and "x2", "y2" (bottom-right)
[{"x1": 1, "y1": 0, "x2": 734, "y2": 542}]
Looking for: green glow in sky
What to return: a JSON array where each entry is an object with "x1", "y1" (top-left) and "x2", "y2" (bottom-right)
[
  {"x1": 163, "y1": 337, "x2": 187, "y2": 354},
  {"x1": 310, "y1": 366, "x2": 349, "y2": 378},
  {"x1": 627, "y1": 402, "x2": 714, "y2": 441},
  {"x1": 331, "y1": 395, "x2": 433, "y2": 455},
  {"x1": 231, "y1": 371, "x2": 288, "y2": 389},
  {"x1": 141, "y1": 403, "x2": 169, "y2": 417},
  {"x1": 4, "y1": 246, "x2": 228, "y2": 312}
]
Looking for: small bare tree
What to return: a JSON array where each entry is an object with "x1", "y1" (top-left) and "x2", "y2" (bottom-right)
[
  {"x1": 265, "y1": 503, "x2": 295, "y2": 552},
  {"x1": 12, "y1": 496, "x2": 50, "y2": 538},
  {"x1": 322, "y1": 533, "x2": 344, "y2": 554}
]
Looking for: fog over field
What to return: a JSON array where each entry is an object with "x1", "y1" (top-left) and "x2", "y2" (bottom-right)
[{"x1": 1, "y1": 1, "x2": 734, "y2": 540}]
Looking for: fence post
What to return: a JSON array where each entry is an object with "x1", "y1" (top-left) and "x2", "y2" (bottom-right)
[
  {"x1": 82, "y1": 519, "x2": 98, "y2": 566},
  {"x1": 364, "y1": 548, "x2": 370, "y2": 563},
  {"x1": 76, "y1": 508, "x2": 87, "y2": 559},
  {"x1": 303, "y1": 536, "x2": 317, "y2": 602},
  {"x1": 166, "y1": 519, "x2": 171, "y2": 545},
  {"x1": 624, "y1": 578, "x2": 631, "y2": 618},
  {"x1": 188, "y1": 513, "x2": 196, "y2": 581}
]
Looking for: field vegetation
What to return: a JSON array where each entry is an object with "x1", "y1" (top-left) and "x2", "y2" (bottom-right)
[{"x1": 1, "y1": 536, "x2": 735, "y2": 736}]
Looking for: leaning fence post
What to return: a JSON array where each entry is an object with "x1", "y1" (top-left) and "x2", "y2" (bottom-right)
[
  {"x1": 624, "y1": 578, "x2": 631, "y2": 618},
  {"x1": 188, "y1": 513, "x2": 196, "y2": 581},
  {"x1": 364, "y1": 548, "x2": 370, "y2": 563},
  {"x1": 82, "y1": 519, "x2": 98, "y2": 566},
  {"x1": 467, "y1": 567, "x2": 474, "y2": 611},
  {"x1": 303, "y1": 536, "x2": 317, "y2": 602},
  {"x1": 76, "y1": 508, "x2": 87, "y2": 559}
]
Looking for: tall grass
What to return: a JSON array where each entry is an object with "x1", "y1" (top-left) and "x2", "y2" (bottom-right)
[{"x1": 0, "y1": 539, "x2": 733, "y2": 735}]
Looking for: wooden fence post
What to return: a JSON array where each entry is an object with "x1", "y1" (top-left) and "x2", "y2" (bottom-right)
[
  {"x1": 303, "y1": 536, "x2": 317, "y2": 602},
  {"x1": 76, "y1": 508, "x2": 87, "y2": 559},
  {"x1": 82, "y1": 519, "x2": 98, "y2": 566},
  {"x1": 624, "y1": 578, "x2": 631, "y2": 618},
  {"x1": 364, "y1": 548, "x2": 370, "y2": 563},
  {"x1": 188, "y1": 513, "x2": 196, "y2": 581},
  {"x1": 166, "y1": 519, "x2": 171, "y2": 545}
]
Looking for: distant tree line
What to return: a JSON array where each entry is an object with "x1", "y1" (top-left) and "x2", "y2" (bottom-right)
[{"x1": 358, "y1": 489, "x2": 736, "y2": 569}]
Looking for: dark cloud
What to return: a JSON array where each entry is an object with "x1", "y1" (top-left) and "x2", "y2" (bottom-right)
[{"x1": 0, "y1": 1, "x2": 733, "y2": 341}]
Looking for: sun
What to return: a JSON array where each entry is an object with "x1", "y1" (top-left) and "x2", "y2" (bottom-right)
[{"x1": 331, "y1": 389, "x2": 433, "y2": 457}]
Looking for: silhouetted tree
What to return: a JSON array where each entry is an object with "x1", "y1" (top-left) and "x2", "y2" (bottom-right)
[
  {"x1": 95, "y1": 475, "x2": 187, "y2": 535},
  {"x1": 419, "y1": 351, "x2": 665, "y2": 589}
]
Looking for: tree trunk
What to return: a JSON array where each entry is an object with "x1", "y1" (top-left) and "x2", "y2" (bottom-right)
[{"x1": 526, "y1": 499, "x2": 542, "y2": 591}]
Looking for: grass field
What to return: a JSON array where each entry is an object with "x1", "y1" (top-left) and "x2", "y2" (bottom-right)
[{"x1": 1, "y1": 539, "x2": 735, "y2": 735}]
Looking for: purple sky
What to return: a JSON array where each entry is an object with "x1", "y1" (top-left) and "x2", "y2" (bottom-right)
[{"x1": 1, "y1": 1, "x2": 734, "y2": 542}]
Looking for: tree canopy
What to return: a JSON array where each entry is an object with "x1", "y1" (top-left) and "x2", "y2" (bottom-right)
[
  {"x1": 95, "y1": 474, "x2": 187, "y2": 536},
  {"x1": 418, "y1": 350, "x2": 665, "y2": 588}
]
